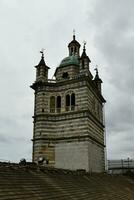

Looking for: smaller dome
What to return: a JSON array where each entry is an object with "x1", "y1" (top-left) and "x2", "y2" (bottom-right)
[
  {"x1": 59, "y1": 55, "x2": 79, "y2": 67},
  {"x1": 68, "y1": 35, "x2": 81, "y2": 47}
]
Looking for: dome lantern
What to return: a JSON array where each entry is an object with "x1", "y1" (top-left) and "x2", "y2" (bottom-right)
[{"x1": 68, "y1": 32, "x2": 81, "y2": 57}]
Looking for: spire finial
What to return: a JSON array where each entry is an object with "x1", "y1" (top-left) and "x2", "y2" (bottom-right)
[
  {"x1": 40, "y1": 48, "x2": 45, "y2": 59},
  {"x1": 73, "y1": 29, "x2": 75, "y2": 40},
  {"x1": 94, "y1": 65, "x2": 102, "y2": 84},
  {"x1": 94, "y1": 65, "x2": 98, "y2": 72},
  {"x1": 94, "y1": 65, "x2": 98, "y2": 74},
  {"x1": 83, "y1": 40, "x2": 86, "y2": 51},
  {"x1": 94, "y1": 65, "x2": 100, "y2": 79}
]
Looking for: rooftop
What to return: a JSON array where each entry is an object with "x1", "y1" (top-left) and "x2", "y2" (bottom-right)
[
  {"x1": 0, "y1": 162, "x2": 134, "y2": 200},
  {"x1": 59, "y1": 55, "x2": 79, "y2": 67}
]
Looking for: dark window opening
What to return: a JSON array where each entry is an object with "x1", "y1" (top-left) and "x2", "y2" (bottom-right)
[
  {"x1": 71, "y1": 93, "x2": 75, "y2": 110},
  {"x1": 50, "y1": 96, "x2": 55, "y2": 113},
  {"x1": 37, "y1": 67, "x2": 40, "y2": 76},
  {"x1": 62, "y1": 72, "x2": 69, "y2": 79},
  {"x1": 82, "y1": 60, "x2": 85, "y2": 69},
  {"x1": 66, "y1": 94, "x2": 70, "y2": 111},
  {"x1": 65, "y1": 93, "x2": 75, "y2": 111},
  {"x1": 57, "y1": 96, "x2": 61, "y2": 113},
  {"x1": 71, "y1": 47, "x2": 73, "y2": 55},
  {"x1": 42, "y1": 108, "x2": 44, "y2": 112},
  {"x1": 74, "y1": 46, "x2": 77, "y2": 53}
]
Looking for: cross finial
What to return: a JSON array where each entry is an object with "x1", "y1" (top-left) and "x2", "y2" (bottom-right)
[
  {"x1": 40, "y1": 48, "x2": 45, "y2": 58},
  {"x1": 83, "y1": 40, "x2": 86, "y2": 50},
  {"x1": 94, "y1": 65, "x2": 98, "y2": 74},
  {"x1": 73, "y1": 29, "x2": 75, "y2": 40},
  {"x1": 73, "y1": 29, "x2": 75, "y2": 35},
  {"x1": 83, "y1": 40, "x2": 86, "y2": 45}
]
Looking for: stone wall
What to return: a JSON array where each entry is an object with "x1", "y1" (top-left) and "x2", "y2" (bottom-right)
[
  {"x1": 33, "y1": 114, "x2": 89, "y2": 163},
  {"x1": 33, "y1": 140, "x2": 55, "y2": 164},
  {"x1": 34, "y1": 81, "x2": 89, "y2": 115},
  {"x1": 34, "y1": 79, "x2": 103, "y2": 124},
  {"x1": 88, "y1": 140, "x2": 105, "y2": 172},
  {"x1": 55, "y1": 141, "x2": 89, "y2": 171},
  {"x1": 55, "y1": 65, "x2": 79, "y2": 81},
  {"x1": 32, "y1": 76, "x2": 105, "y2": 171},
  {"x1": 55, "y1": 140, "x2": 105, "y2": 172}
]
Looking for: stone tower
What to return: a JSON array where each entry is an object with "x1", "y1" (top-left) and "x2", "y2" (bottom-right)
[{"x1": 31, "y1": 34, "x2": 106, "y2": 172}]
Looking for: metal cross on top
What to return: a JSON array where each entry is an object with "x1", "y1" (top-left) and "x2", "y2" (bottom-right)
[
  {"x1": 83, "y1": 40, "x2": 87, "y2": 49},
  {"x1": 40, "y1": 48, "x2": 45, "y2": 58},
  {"x1": 73, "y1": 29, "x2": 76, "y2": 40},
  {"x1": 94, "y1": 65, "x2": 99, "y2": 74},
  {"x1": 83, "y1": 40, "x2": 87, "y2": 45}
]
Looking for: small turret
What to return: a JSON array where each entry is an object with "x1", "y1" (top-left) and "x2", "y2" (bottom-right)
[
  {"x1": 80, "y1": 41, "x2": 91, "y2": 70},
  {"x1": 68, "y1": 31, "x2": 81, "y2": 56},
  {"x1": 94, "y1": 67, "x2": 102, "y2": 93},
  {"x1": 35, "y1": 49, "x2": 50, "y2": 82},
  {"x1": 79, "y1": 42, "x2": 92, "y2": 79}
]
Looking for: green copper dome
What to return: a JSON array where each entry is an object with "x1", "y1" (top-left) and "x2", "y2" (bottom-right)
[{"x1": 59, "y1": 55, "x2": 79, "y2": 67}]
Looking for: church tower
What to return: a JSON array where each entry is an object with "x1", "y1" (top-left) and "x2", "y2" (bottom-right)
[{"x1": 31, "y1": 34, "x2": 106, "y2": 172}]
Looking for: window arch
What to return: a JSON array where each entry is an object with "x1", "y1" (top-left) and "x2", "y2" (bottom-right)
[
  {"x1": 65, "y1": 92, "x2": 75, "y2": 111},
  {"x1": 57, "y1": 96, "x2": 61, "y2": 113},
  {"x1": 50, "y1": 96, "x2": 55, "y2": 113}
]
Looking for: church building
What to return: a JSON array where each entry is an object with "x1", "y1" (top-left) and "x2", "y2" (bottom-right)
[{"x1": 31, "y1": 33, "x2": 106, "y2": 172}]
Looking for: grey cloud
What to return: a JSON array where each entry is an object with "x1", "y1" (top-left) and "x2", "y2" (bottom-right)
[
  {"x1": 0, "y1": 0, "x2": 133, "y2": 161},
  {"x1": 87, "y1": 0, "x2": 134, "y2": 159}
]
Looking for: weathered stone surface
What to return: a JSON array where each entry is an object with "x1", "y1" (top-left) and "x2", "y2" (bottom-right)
[
  {"x1": 31, "y1": 36, "x2": 106, "y2": 172},
  {"x1": 55, "y1": 140, "x2": 104, "y2": 172}
]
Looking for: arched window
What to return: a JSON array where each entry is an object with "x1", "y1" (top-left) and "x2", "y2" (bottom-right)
[
  {"x1": 57, "y1": 96, "x2": 61, "y2": 113},
  {"x1": 65, "y1": 92, "x2": 76, "y2": 111},
  {"x1": 71, "y1": 93, "x2": 75, "y2": 110},
  {"x1": 82, "y1": 60, "x2": 85, "y2": 69},
  {"x1": 37, "y1": 67, "x2": 40, "y2": 76},
  {"x1": 71, "y1": 47, "x2": 73, "y2": 55},
  {"x1": 50, "y1": 96, "x2": 55, "y2": 113},
  {"x1": 66, "y1": 94, "x2": 70, "y2": 111}
]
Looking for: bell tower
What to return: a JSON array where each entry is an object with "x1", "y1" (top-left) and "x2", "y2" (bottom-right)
[{"x1": 31, "y1": 34, "x2": 106, "y2": 172}]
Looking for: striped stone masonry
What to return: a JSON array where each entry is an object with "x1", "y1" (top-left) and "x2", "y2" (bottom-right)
[{"x1": 31, "y1": 37, "x2": 106, "y2": 172}]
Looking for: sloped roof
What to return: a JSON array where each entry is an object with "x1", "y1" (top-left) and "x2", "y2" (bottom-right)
[
  {"x1": 68, "y1": 35, "x2": 80, "y2": 47},
  {"x1": 0, "y1": 162, "x2": 134, "y2": 200},
  {"x1": 35, "y1": 56, "x2": 50, "y2": 69}
]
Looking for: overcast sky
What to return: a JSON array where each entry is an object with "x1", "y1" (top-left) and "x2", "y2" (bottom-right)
[{"x1": 0, "y1": 0, "x2": 134, "y2": 162}]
